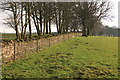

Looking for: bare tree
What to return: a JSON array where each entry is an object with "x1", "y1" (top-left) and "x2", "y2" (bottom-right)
[
  {"x1": 75, "y1": 1, "x2": 113, "y2": 36},
  {"x1": 1, "y1": 2, "x2": 21, "y2": 40}
]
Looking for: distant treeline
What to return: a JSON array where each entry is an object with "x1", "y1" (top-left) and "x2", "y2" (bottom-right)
[
  {"x1": 92, "y1": 27, "x2": 120, "y2": 37},
  {"x1": 102, "y1": 27, "x2": 120, "y2": 37}
]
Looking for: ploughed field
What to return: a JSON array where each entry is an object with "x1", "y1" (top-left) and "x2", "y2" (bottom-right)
[{"x1": 2, "y1": 36, "x2": 118, "y2": 78}]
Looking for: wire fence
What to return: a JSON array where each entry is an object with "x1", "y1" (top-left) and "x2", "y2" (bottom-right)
[{"x1": 2, "y1": 32, "x2": 82, "y2": 64}]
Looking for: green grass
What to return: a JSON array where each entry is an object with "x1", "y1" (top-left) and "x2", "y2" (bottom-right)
[
  {"x1": 1, "y1": 34, "x2": 16, "y2": 38},
  {"x1": 0, "y1": 34, "x2": 16, "y2": 41},
  {"x1": 2, "y1": 36, "x2": 118, "y2": 79}
]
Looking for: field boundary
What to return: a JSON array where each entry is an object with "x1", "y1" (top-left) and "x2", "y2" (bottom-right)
[{"x1": 2, "y1": 32, "x2": 82, "y2": 63}]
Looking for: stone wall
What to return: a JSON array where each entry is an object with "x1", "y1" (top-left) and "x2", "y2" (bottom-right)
[{"x1": 1, "y1": 33, "x2": 81, "y2": 63}]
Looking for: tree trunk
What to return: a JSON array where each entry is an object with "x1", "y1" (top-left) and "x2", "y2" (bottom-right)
[
  {"x1": 14, "y1": 3, "x2": 20, "y2": 40},
  {"x1": 73, "y1": 27, "x2": 75, "y2": 32},
  {"x1": 58, "y1": 10, "x2": 61, "y2": 33},
  {"x1": 49, "y1": 19, "x2": 51, "y2": 34},
  {"x1": 39, "y1": 11, "x2": 42, "y2": 35},
  {"x1": 15, "y1": 25, "x2": 20, "y2": 40},
  {"x1": 28, "y1": 3, "x2": 32, "y2": 39},
  {"x1": 46, "y1": 20, "x2": 48, "y2": 34},
  {"x1": 23, "y1": 9, "x2": 28, "y2": 39},
  {"x1": 32, "y1": 13, "x2": 41, "y2": 36},
  {"x1": 56, "y1": 16, "x2": 59, "y2": 33},
  {"x1": 82, "y1": 20, "x2": 87, "y2": 36},
  {"x1": 87, "y1": 27, "x2": 90, "y2": 36},
  {"x1": 43, "y1": 17, "x2": 46, "y2": 35},
  {"x1": 82, "y1": 27, "x2": 87, "y2": 36},
  {"x1": 65, "y1": 24, "x2": 68, "y2": 33},
  {"x1": 21, "y1": 3, "x2": 24, "y2": 39},
  {"x1": 35, "y1": 14, "x2": 41, "y2": 36}
]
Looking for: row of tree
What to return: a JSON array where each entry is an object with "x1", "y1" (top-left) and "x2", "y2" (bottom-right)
[{"x1": 1, "y1": 1, "x2": 113, "y2": 40}]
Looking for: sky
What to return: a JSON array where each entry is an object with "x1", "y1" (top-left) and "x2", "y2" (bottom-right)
[
  {"x1": 0, "y1": 0, "x2": 119, "y2": 33},
  {"x1": 101, "y1": 1, "x2": 119, "y2": 28}
]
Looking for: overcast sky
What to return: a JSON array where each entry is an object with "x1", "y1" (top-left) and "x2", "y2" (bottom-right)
[
  {"x1": 101, "y1": 1, "x2": 119, "y2": 28},
  {"x1": 0, "y1": 0, "x2": 119, "y2": 33}
]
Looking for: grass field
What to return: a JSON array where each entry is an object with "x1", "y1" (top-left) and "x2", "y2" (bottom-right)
[
  {"x1": 0, "y1": 34, "x2": 16, "y2": 41},
  {"x1": 2, "y1": 36, "x2": 118, "y2": 79},
  {"x1": 1, "y1": 34, "x2": 16, "y2": 38}
]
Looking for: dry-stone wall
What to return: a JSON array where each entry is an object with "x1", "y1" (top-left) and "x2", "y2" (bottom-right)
[{"x1": 1, "y1": 33, "x2": 81, "y2": 63}]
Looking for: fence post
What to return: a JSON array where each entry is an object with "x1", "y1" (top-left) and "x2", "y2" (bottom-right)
[
  {"x1": 63, "y1": 34, "x2": 65, "y2": 41},
  {"x1": 48, "y1": 38, "x2": 50, "y2": 47},
  {"x1": 68, "y1": 33, "x2": 69, "y2": 40},
  {"x1": 63, "y1": 35, "x2": 64, "y2": 41},
  {"x1": 57, "y1": 35, "x2": 59, "y2": 43},
  {"x1": 13, "y1": 41, "x2": 16, "y2": 61},
  {"x1": 36, "y1": 39, "x2": 38, "y2": 52},
  {"x1": 73, "y1": 32, "x2": 75, "y2": 37},
  {"x1": 64, "y1": 34, "x2": 65, "y2": 41}
]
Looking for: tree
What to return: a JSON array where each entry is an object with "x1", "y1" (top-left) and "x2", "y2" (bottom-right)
[
  {"x1": 1, "y1": 2, "x2": 21, "y2": 40},
  {"x1": 75, "y1": 1, "x2": 113, "y2": 36}
]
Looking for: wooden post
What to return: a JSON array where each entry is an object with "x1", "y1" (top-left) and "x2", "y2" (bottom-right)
[
  {"x1": 64, "y1": 34, "x2": 65, "y2": 41},
  {"x1": 13, "y1": 41, "x2": 16, "y2": 61},
  {"x1": 73, "y1": 32, "x2": 75, "y2": 37},
  {"x1": 36, "y1": 39, "x2": 38, "y2": 52},
  {"x1": 63, "y1": 35, "x2": 64, "y2": 41},
  {"x1": 68, "y1": 33, "x2": 69, "y2": 40},
  {"x1": 49, "y1": 38, "x2": 50, "y2": 47},
  {"x1": 63, "y1": 34, "x2": 65, "y2": 41},
  {"x1": 57, "y1": 36, "x2": 60, "y2": 43}
]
